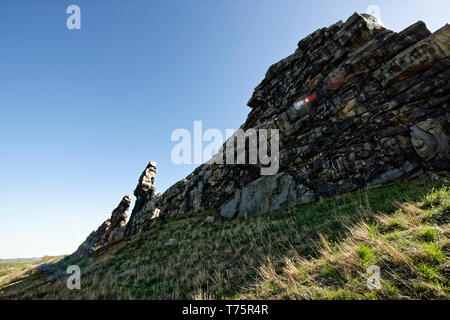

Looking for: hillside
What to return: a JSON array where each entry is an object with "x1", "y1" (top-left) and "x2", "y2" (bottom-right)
[{"x1": 1, "y1": 175, "x2": 448, "y2": 299}]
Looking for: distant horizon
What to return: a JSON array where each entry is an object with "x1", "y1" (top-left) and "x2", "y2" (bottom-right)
[
  {"x1": 1, "y1": 0, "x2": 449, "y2": 259},
  {"x1": 0, "y1": 257, "x2": 42, "y2": 261}
]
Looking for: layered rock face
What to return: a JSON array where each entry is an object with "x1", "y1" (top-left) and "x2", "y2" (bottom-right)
[
  {"x1": 73, "y1": 195, "x2": 131, "y2": 258},
  {"x1": 78, "y1": 13, "x2": 450, "y2": 244}
]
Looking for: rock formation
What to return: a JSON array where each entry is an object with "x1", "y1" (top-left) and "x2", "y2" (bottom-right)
[
  {"x1": 127, "y1": 13, "x2": 449, "y2": 231},
  {"x1": 73, "y1": 12, "x2": 450, "y2": 250},
  {"x1": 73, "y1": 195, "x2": 131, "y2": 258}
]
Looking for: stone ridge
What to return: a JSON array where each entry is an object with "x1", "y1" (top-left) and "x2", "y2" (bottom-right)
[
  {"x1": 72, "y1": 13, "x2": 450, "y2": 257},
  {"x1": 72, "y1": 195, "x2": 131, "y2": 258}
]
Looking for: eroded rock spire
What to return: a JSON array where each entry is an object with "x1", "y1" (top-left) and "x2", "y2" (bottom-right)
[{"x1": 125, "y1": 161, "x2": 162, "y2": 237}]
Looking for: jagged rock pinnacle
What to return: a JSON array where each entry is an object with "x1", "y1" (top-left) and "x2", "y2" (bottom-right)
[
  {"x1": 134, "y1": 161, "x2": 157, "y2": 198},
  {"x1": 72, "y1": 195, "x2": 131, "y2": 259}
]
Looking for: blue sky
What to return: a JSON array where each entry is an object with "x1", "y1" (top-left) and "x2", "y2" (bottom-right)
[{"x1": 0, "y1": 0, "x2": 449, "y2": 258}]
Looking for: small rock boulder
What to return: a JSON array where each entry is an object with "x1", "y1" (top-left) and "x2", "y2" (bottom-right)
[
  {"x1": 166, "y1": 238, "x2": 176, "y2": 246},
  {"x1": 220, "y1": 173, "x2": 315, "y2": 219}
]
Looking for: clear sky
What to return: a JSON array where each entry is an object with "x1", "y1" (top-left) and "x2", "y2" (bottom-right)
[{"x1": 0, "y1": 0, "x2": 449, "y2": 259}]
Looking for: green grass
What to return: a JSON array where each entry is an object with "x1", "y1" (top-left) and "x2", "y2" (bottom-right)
[
  {"x1": 422, "y1": 242, "x2": 445, "y2": 264},
  {"x1": 0, "y1": 175, "x2": 448, "y2": 300},
  {"x1": 420, "y1": 226, "x2": 438, "y2": 242}
]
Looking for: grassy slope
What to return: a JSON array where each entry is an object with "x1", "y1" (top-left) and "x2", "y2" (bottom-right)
[
  {"x1": 0, "y1": 256, "x2": 64, "y2": 290},
  {"x1": 1, "y1": 175, "x2": 448, "y2": 300}
]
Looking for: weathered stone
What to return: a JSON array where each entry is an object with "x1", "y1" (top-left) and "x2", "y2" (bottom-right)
[
  {"x1": 73, "y1": 195, "x2": 131, "y2": 259},
  {"x1": 411, "y1": 125, "x2": 439, "y2": 161},
  {"x1": 220, "y1": 173, "x2": 315, "y2": 219},
  {"x1": 203, "y1": 216, "x2": 215, "y2": 224},
  {"x1": 220, "y1": 190, "x2": 242, "y2": 219},
  {"x1": 166, "y1": 239, "x2": 176, "y2": 246},
  {"x1": 415, "y1": 116, "x2": 450, "y2": 161},
  {"x1": 124, "y1": 162, "x2": 162, "y2": 237},
  {"x1": 380, "y1": 24, "x2": 450, "y2": 87},
  {"x1": 368, "y1": 161, "x2": 416, "y2": 188},
  {"x1": 119, "y1": 269, "x2": 136, "y2": 277},
  {"x1": 115, "y1": 13, "x2": 449, "y2": 237},
  {"x1": 134, "y1": 161, "x2": 157, "y2": 198}
]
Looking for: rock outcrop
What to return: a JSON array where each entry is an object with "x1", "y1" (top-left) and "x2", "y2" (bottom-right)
[
  {"x1": 124, "y1": 161, "x2": 161, "y2": 237},
  {"x1": 74, "y1": 13, "x2": 450, "y2": 245},
  {"x1": 73, "y1": 195, "x2": 131, "y2": 258},
  {"x1": 126, "y1": 13, "x2": 449, "y2": 232},
  {"x1": 220, "y1": 173, "x2": 315, "y2": 219}
]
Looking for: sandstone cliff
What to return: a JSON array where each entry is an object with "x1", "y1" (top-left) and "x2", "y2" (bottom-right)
[{"x1": 73, "y1": 13, "x2": 449, "y2": 257}]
